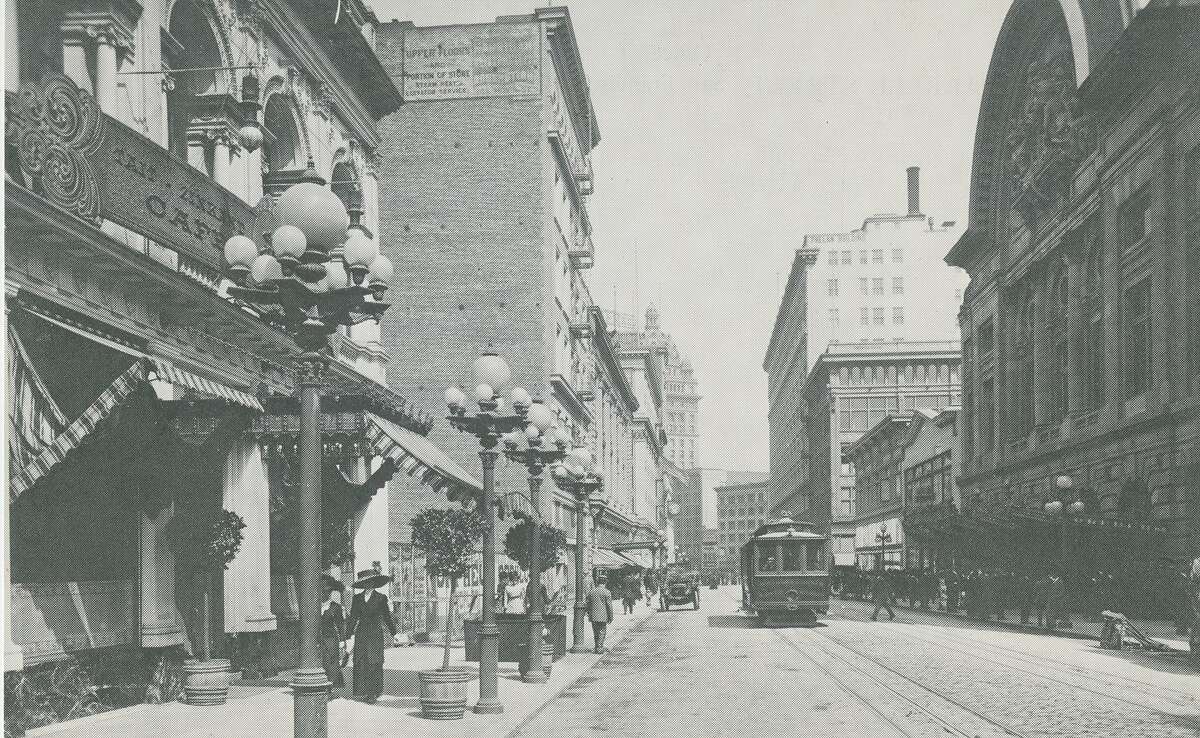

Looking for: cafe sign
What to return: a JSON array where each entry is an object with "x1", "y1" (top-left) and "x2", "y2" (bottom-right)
[{"x1": 6, "y1": 75, "x2": 260, "y2": 271}]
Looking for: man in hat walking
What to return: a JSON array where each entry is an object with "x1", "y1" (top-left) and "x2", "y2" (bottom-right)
[
  {"x1": 586, "y1": 575, "x2": 614, "y2": 653},
  {"x1": 346, "y1": 569, "x2": 400, "y2": 703}
]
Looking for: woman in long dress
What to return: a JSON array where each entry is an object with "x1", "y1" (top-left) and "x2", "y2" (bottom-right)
[
  {"x1": 504, "y1": 572, "x2": 528, "y2": 614},
  {"x1": 320, "y1": 575, "x2": 347, "y2": 695}
]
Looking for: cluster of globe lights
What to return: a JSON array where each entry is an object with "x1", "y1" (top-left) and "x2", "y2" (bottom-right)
[
  {"x1": 443, "y1": 353, "x2": 598, "y2": 477},
  {"x1": 1045, "y1": 474, "x2": 1087, "y2": 516},
  {"x1": 221, "y1": 175, "x2": 394, "y2": 308}
]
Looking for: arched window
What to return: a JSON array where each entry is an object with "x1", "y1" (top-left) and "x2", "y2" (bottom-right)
[
  {"x1": 1083, "y1": 224, "x2": 1106, "y2": 410},
  {"x1": 262, "y1": 92, "x2": 302, "y2": 175},
  {"x1": 1049, "y1": 266, "x2": 1069, "y2": 422},
  {"x1": 165, "y1": 0, "x2": 227, "y2": 166}
]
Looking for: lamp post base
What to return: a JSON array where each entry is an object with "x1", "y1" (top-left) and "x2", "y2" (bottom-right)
[
  {"x1": 473, "y1": 699, "x2": 504, "y2": 715},
  {"x1": 570, "y1": 602, "x2": 590, "y2": 653},
  {"x1": 290, "y1": 667, "x2": 331, "y2": 738}
]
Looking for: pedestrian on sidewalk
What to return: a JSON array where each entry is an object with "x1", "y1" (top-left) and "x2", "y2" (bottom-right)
[
  {"x1": 587, "y1": 575, "x2": 614, "y2": 653},
  {"x1": 1016, "y1": 573, "x2": 1034, "y2": 625},
  {"x1": 320, "y1": 575, "x2": 348, "y2": 696},
  {"x1": 504, "y1": 571, "x2": 528, "y2": 614},
  {"x1": 870, "y1": 574, "x2": 895, "y2": 621},
  {"x1": 622, "y1": 572, "x2": 641, "y2": 615},
  {"x1": 346, "y1": 569, "x2": 400, "y2": 704}
]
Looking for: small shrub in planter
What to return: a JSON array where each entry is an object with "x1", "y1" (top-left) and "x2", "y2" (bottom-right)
[
  {"x1": 410, "y1": 507, "x2": 489, "y2": 719},
  {"x1": 163, "y1": 509, "x2": 245, "y2": 706}
]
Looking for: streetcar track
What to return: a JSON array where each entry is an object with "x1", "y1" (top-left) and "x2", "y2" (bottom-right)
[
  {"x1": 833, "y1": 603, "x2": 1200, "y2": 712},
  {"x1": 770, "y1": 625, "x2": 1030, "y2": 738}
]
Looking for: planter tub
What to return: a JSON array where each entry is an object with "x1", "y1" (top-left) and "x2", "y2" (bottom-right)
[
  {"x1": 418, "y1": 669, "x2": 470, "y2": 720},
  {"x1": 464, "y1": 613, "x2": 567, "y2": 662},
  {"x1": 182, "y1": 659, "x2": 232, "y2": 706}
]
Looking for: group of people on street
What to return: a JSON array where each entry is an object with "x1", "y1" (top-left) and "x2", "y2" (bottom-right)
[{"x1": 839, "y1": 567, "x2": 1076, "y2": 630}]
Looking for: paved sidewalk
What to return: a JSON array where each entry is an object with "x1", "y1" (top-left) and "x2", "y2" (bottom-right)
[
  {"x1": 27, "y1": 605, "x2": 657, "y2": 738},
  {"x1": 838, "y1": 596, "x2": 1191, "y2": 652}
]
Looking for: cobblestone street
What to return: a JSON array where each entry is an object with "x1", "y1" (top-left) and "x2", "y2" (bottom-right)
[{"x1": 514, "y1": 588, "x2": 1200, "y2": 738}]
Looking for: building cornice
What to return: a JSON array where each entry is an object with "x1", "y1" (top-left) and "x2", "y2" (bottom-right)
[
  {"x1": 261, "y1": 0, "x2": 399, "y2": 148},
  {"x1": 763, "y1": 247, "x2": 817, "y2": 371},
  {"x1": 536, "y1": 7, "x2": 600, "y2": 152}
]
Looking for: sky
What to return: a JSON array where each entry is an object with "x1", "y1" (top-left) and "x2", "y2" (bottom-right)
[{"x1": 372, "y1": 0, "x2": 1012, "y2": 473}]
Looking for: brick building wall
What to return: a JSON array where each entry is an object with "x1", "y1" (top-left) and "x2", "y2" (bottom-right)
[{"x1": 375, "y1": 24, "x2": 551, "y2": 542}]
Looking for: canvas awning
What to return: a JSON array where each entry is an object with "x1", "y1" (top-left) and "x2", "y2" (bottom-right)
[
  {"x1": 7, "y1": 325, "x2": 69, "y2": 471},
  {"x1": 593, "y1": 548, "x2": 642, "y2": 570},
  {"x1": 147, "y1": 358, "x2": 264, "y2": 411},
  {"x1": 9, "y1": 360, "x2": 146, "y2": 501},
  {"x1": 365, "y1": 413, "x2": 481, "y2": 498}
]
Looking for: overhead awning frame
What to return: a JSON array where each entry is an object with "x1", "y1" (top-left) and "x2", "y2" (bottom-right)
[{"x1": 365, "y1": 413, "x2": 482, "y2": 499}]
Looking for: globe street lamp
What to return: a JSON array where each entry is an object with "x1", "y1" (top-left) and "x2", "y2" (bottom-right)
[
  {"x1": 445, "y1": 354, "x2": 527, "y2": 714},
  {"x1": 875, "y1": 523, "x2": 893, "y2": 573},
  {"x1": 223, "y1": 162, "x2": 392, "y2": 738},
  {"x1": 1046, "y1": 475, "x2": 1085, "y2": 580},
  {"x1": 552, "y1": 449, "x2": 603, "y2": 654},
  {"x1": 499, "y1": 406, "x2": 567, "y2": 683}
]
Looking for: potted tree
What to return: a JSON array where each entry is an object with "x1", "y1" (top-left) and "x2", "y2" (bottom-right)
[
  {"x1": 164, "y1": 509, "x2": 246, "y2": 706},
  {"x1": 410, "y1": 507, "x2": 489, "y2": 720},
  {"x1": 503, "y1": 514, "x2": 568, "y2": 676}
]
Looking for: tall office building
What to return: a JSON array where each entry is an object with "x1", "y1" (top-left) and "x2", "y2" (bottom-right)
[{"x1": 765, "y1": 169, "x2": 969, "y2": 528}]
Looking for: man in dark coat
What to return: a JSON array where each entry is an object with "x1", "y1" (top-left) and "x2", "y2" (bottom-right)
[
  {"x1": 346, "y1": 569, "x2": 399, "y2": 703},
  {"x1": 870, "y1": 574, "x2": 895, "y2": 621},
  {"x1": 586, "y1": 576, "x2": 615, "y2": 653},
  {"x1": 1045, "y1": 570, "x2": 1069, "y2": 631},
  {"x1": 1033, "y1": 572, "x2": 1050, "y2": 628}
]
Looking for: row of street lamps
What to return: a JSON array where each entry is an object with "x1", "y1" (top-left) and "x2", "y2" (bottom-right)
[
  {"x1": 224, "y1": 175, "x2": 613, "y2": 732},
  {"x1": 445, "y1": 353, "x2": 608, "y2": 712}
]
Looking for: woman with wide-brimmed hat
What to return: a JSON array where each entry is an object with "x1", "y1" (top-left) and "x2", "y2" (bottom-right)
[
  {"x1": 345, "y1": 569, "x2": 399, "y2": 703},
  {"x1": 320, "y1": 574, "x2": 348, "y2": 694}
]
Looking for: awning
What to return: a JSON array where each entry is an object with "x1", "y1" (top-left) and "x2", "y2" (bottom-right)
[
  {"x1": 365, "y1": 413, "x2": 482, "y2": 498},
  {"x1": 593, "y1": 548, "x2": 642, "y2": 570},
  {"x1": 10, "y1": 360, "x2": 146, "y2": 501},
  {"x1": 148, "y1": 358, "x2": 264, "y2": 411},
  {"x1": 7, "y1": 324, "x2": 68, "y2": 470}
]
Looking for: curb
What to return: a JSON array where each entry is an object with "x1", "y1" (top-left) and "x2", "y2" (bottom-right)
[{"x1": 502, "y1": 608, "x2": 655, "y2": 738}]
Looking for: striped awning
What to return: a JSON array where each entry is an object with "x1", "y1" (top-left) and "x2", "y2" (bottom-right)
[
  {"x1": 148, "y1": 358, "x2": 264, "y2": 411},
  {"x1": 593, "y1": 548, "x2": 641, "y2": 570},
  {"x1": 9, "y1": 360, "x2": 147, "y2": 501},
  {"x1": 365, "y1": 414, "x2": 481, "y2": 499},
  {"x1": 7, "y1": 325, "x2": 69, "y2": 470}
]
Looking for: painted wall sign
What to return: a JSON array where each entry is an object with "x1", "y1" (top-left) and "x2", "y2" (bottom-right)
[
  {"x1": 401, "y1": 24, "x2": 539, "y2": 101},
  {"x1": 6, "y1": 75, "x2": 258, "y2": 272}
]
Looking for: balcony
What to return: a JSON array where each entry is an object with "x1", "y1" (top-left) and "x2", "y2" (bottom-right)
[{"x1": 568, "y1": 230, "x2": 594, "y2": 270}]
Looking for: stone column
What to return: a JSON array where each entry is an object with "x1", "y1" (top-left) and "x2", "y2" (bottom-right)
[
  {"x1": 5, "y1": 482, "x2": 24, "y2": 671},
  {"x1": 60, "y1": 31, "x2": 93, "y2": 95},
  {"x1": 1030, "y1": 264, "x2": 1050, "y2": 430},
  {"x1": 140, "y1": 504, "x2": 185, "y2": 647},
  {"x1": 187, "y1": 130, "x2": 209, "y2": 174},
  {"x1": 223, "y1": 438, "x2": 277, "y2": 634},
  {"x1": 94, "y1": 28, "x2": 118, "y2": 114},
  {"x1": 1065, "y1": 248, "x2": 1086, "y2": 424},
  {"x1": 5, "y1": 0, "x2": 18, "y2": 92},
  {"x1": 350, "y1": 457, "x2": 390, "y2": 576},
  {"x1": 213, "y1": 134, "x2": 233, "y2": 192}
]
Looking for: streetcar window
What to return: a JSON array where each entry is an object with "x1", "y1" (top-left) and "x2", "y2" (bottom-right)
[
  {"x1": 805, "y1": 542, "x2": 825, "y2": 571},
  {"x1": 780, "y1": 543, "x2": 803, "y2": 572},
  {"x1": 756, "y1": 545, "x2": 776, "y2": 573}
]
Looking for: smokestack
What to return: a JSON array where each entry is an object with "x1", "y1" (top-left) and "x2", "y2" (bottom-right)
[{"x1": 906, "y1": 166, "x2": 921, "y2": 216}]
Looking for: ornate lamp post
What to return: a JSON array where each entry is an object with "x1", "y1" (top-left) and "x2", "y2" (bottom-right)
[
  {"x1": 875, "y1": 523, "x2": 893, "y2": 573},
  {"x1": 1046, "y1": 475, "x2": 1085, "y2": 580},
  {"x1": 552, "y1": 449, "x2": 604, "y2": 654},
  {"x1": 444, "y1": 355, "x2": 529, "y2": 714},
  {"x1": 499, "y1": 405, "x2": 567, "y2": 683},
  {"x1": 222, "y1": 162, "x2": 393, "y2": 738}
]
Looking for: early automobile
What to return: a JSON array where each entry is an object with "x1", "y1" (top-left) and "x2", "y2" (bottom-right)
[{"x1": 660, "y1": 566, "x2": 701, "y2": 611}]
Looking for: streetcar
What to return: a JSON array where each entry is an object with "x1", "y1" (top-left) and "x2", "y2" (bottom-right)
[{"x1": 739, "y1": 517, "x2": 830, "y2": 624}]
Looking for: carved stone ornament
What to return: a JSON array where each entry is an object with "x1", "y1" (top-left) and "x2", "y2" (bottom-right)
[
  {"x1": 1005, "y1": 35, "x2": 1095, "y2": 227},
  {"x1": 6, "y1": 74, "x2": 104, "y2": 222}
]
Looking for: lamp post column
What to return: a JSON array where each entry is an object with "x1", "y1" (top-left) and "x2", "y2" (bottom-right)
[
  {"x1": 525, "y1": 475, "x2": 546, "y2": 683},
  {"x1": 475, "y1": 448, "x2": 503, "y2": 714},
  {"x1": 291, "y1": 353, "x2": 331, "y2": 738},
  {"x1": 571, "y1": 488, "x2": 589, "y2": 654}
]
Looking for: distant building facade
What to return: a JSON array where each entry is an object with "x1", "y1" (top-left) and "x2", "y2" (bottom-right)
[
  {"x1": 946, "y1": 0, "x2": 1200, "y2": 592},
  {"x1": 615, "y1": 305, "x2": 701, "y2": 471},
  {"x1": 764, "y1": 169, "x2": 969, "y2": 520},
  {"x1": 716, "y1": 479, "x2": 771, "y2": 576},
  {"x1": 681, "y1": 469, "x2": 769, "y2": 566},
  {"x1": 773, "y1": 342, "x2": 962, "y2": 566}
]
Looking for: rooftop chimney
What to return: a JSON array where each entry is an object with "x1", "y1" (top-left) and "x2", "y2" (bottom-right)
[{"x1": 906, "y1": 166, "x2": 921, "y2": 216}]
